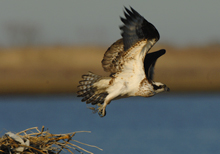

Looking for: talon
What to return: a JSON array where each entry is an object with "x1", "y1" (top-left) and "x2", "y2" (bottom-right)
[
  {"x1": 97, "y1": 103, "x2": 107, "y2": 117},
  {"x1": 98, "y1": 108, "x2": 106, "y2": 117}
]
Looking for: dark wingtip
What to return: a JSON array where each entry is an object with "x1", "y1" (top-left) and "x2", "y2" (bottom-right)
[
  {"x1": 159, "y1": 49, "x2": 166, "y2": 55},
  {"x1": 130, "y1": 6, "x2": 140, "y2": 16},
  {"x1": 120, "y1": 6, "x2": 160, "y2": 51},
  {"x1": 120, "y1": 16, "x2": 128, "y2": 25},
  {"x1": 124, "y1": 6, "x2": 132, "y2": 14}
]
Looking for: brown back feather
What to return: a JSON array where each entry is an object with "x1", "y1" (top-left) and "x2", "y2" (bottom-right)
[{"x1": 101, "y1": 39, "x2": 125, "y2": 74}]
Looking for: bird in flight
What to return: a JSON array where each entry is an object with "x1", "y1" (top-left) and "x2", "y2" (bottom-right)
[{"x1": 77, "y1": 6, "x2": 170, "y2": 117}]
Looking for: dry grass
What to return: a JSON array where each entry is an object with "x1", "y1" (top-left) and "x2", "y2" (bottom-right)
[
  {"x1": 0, "y1": 126, "x2": 102, "y2": 154},
  {"x1": 0, "y1": 43, "x2": 219, "y2": 94}
]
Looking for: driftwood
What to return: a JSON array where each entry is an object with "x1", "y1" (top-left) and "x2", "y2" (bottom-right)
[{"x1": 0, "y1": 126, "x2": 102, "y2": 154}]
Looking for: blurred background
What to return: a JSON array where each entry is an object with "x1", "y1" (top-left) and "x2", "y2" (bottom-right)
[{"x1": 0, "y1": 1, "x2": 220, "y2": 154}]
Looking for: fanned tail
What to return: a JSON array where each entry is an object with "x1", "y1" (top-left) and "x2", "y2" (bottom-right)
[{"x1": 77, "y1": 72, "x2": 108, "y2": 105}]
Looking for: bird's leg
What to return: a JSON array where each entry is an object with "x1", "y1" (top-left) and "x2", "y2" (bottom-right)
[
  {"x1": 86, "y1": 100, "x2": 109, "y2": 117},
  {"x1": 96, "y1": 85, "x2": 122, "y2": 117},
  {"x1": 97, "y1": 102, "x2": 108, "y2": 117}
]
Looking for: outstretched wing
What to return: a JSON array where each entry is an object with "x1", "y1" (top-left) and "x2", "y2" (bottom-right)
[
  {"x1": 120, "y1": 6, "x2": 160, "y2": 51},
  {"x1": 102, "y1": 6, "x2": 160, "y2": 74},
  {"x1": 144, "y1": 49, "x2": 166, "y2": 81}
]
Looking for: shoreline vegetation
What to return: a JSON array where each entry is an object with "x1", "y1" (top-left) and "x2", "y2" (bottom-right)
[{"x1": 0, "y1": 44, "x2": 219, "y2": 94}]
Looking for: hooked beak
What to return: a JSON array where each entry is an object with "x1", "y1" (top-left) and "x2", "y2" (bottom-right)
[{"x1": 165, "y1": 86, "x2": 170, "y2": 92}]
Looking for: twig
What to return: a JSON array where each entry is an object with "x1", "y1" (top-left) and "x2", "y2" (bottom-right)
[
  {"x1": 53, "y1": 131, "x2": 91, "y2": 136},
  {"x1": 72, "y1": 140, "x2": 103, "y2": 151},
  {"x1": 63, "y1": 142, "x2": 95, "y2": 154},
  {"x1": 57, "y1": 133, "x2": 75, "y2": 154},
  {"x1": 16, "y1": 127, "x2": 39, "y2": 135},
  {"x1": 8, "y1": 144, "x2": 47, "y2": 154}
]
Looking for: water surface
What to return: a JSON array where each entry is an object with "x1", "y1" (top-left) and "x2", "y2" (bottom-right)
[{"x1": 0, "y1": 92, "x2": 220, "y2": 154}]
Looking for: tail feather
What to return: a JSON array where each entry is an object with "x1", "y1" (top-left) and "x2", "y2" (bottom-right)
[
  {"x1": 79, "y1": 80, "x2": 93, "y2": 86},
  {"x1": 81, "y1": 91, "x2": 94, "y2": 102},
  {"x1": 91, "y1": 93, "x2": 108, "y2": 105},
  {"x1": 86, "y1": 94, "x2": 98, "y2": 104},
  {"x1": 77, "y1": 72, "x2": 108, "y2": 105}
]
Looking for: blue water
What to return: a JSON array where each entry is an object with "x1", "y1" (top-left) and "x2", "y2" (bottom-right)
[{"x1": 0, "y1": 92, "x2": 220, "y2": 154}]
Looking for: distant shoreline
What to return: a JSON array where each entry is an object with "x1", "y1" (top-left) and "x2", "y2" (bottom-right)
[{"x1": 0, "y1": 44, "x2": 219, "y2": 94}]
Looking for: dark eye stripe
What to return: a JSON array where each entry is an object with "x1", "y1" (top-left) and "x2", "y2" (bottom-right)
[{"x1": 153, "y1": 84, "x2": 162, "y2": 90}]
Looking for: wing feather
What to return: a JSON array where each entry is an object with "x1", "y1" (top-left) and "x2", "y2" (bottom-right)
[
  {"x1": 102, "y1": 39, "x2": 124, "y2": 73},
  {"x1": 120, "y1": 6, "x2": 160, "y2": 51},
  {"x1": 101, "y1": 6, "x2": 160, "y2": 74},
  {"x1": 144, "y1": 49, "x2": 166, "y2": 81}
]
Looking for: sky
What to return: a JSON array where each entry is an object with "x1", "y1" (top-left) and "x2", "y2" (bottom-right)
[{"x1": 0, "y1": 0, "x2": 220, "y2": 47}]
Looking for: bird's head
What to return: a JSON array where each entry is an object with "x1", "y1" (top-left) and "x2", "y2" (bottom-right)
[{"x1": 152, "y1": 82, "x2": 170, "y2": 93}]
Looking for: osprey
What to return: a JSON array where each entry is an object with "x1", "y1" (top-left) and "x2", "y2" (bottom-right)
[{"x1": 77, "y1": 6, "x2": 170, "y2": 117}]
